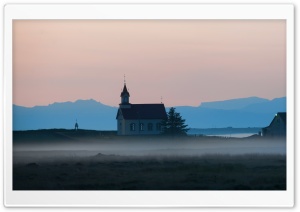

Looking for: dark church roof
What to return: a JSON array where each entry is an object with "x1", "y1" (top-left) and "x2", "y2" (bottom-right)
[
  {"x1": 263, "y1": 112, "x2": 286, "y2": 129},
  {"x1": 118, "y1": 104, "x2": 167, "y2": 120},
  {"x1": 277, "y1": 112, "x2": 286, "y2": 124}
]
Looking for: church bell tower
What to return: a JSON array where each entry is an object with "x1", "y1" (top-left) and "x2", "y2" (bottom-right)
[
  {"x1": 119, "y1": 75, "x2": 131, "y2": 108},
  {"x1": 120, "y1": 83, "x2": 130, "y2": 104}
]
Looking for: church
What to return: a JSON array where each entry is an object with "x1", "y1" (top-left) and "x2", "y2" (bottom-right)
[{"x1": 116, "y1": 82, "x2": 167, "y2": 135}]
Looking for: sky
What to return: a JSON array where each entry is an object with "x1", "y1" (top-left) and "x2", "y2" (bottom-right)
[{"x1": 13, "y1": 20, "x2": 286, "y2": 107}]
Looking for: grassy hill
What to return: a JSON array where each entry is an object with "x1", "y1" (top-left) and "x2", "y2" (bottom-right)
[{"x1": 13, "y1": 129, "x2": 117, "y2": 142}]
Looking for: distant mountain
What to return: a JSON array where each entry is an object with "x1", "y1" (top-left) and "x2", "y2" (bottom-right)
[
  {"x1": 175, "y1": 97, "x2": 286, "y2": 128},
  {"x1": 239, "y1": 97, "x2": 286, "y2": 113},
  {"x1": 200, "y1": 96, "x2": 269, "y2": 110},
  {"x1": 13, "y1": 99, "x2": 118, "y2": 131},
  {"x1": 175, "y1": 106, "x2": 275, "y2": 128},
  {"x1": 13, "y1": 97, "x2": 286, "y2": 130}
]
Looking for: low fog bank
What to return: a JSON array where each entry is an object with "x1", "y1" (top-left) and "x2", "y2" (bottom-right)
[{"x1": 13, "y1": 137, "x2": 286, "y2": 164}]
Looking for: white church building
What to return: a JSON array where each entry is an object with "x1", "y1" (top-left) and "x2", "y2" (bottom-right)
[{"x1": 116, "y1": 82, "x2": 167, "y2": 135}]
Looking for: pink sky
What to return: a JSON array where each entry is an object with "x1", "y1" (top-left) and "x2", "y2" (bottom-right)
[{"x1": 13, "y1": 20, "x2": 286, "y2": 107}]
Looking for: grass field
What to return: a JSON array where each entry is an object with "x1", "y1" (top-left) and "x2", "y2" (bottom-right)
[
  {"x1": 13, "y1": 152, "x2": 286, "y2": 190},
  {"x1": 13, "y1": 131, "x2": 286, "y2": 190}
]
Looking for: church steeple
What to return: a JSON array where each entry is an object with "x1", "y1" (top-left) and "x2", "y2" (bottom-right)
[{"x1": 120, "y1": 76, "x2": 130, "y2": 104}]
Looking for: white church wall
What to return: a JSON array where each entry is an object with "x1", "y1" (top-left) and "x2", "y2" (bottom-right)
[{"x1": 123, "y1": 119, "x2": 163, "y2": 135}]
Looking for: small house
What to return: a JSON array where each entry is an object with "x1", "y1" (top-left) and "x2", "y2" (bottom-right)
[{"x1": 262, "y1": 112, "x2": 286, "y2": 136}]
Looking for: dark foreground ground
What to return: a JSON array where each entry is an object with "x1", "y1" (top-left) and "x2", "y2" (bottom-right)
[
  {"x1": 13, "y1": 153, "x2": 286, "y2": 190},
  {"x1": 13, "y1": 130, "x2": 286, "y2": 190}
]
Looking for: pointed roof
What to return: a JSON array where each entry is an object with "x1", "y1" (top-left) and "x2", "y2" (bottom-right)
[
  {"x1": 262, "y1": 112, "x2": 286, "y2": 129},
  {"x1": 276, "y1": 112, "x2": 286, "y2": 125},
  {"x1": 120, "y1": 84, "x2": 130, "y2": 97},
  {"x1": 117, "y1": 104, "x2": 167, "y2": 120}
]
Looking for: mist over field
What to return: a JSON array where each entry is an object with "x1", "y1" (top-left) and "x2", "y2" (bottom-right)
[
  {"x1": 13, "y1": 135, "x2": 286, "y2": 190},
  {"x1": 14, "y1": 136, "x2": 286, "y2": 161}
]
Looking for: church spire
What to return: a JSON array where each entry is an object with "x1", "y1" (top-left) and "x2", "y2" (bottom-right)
[
  {"x1": 120, "y1": 76, "x2": 130, "y2": 104},
  {"x1": 120, "y1": 82, "x2": 130, "y2": 97}
]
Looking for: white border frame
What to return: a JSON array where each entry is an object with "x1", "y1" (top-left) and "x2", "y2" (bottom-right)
[{"x1": 4, "y1": 4, "x2": 294, "y2": 207}]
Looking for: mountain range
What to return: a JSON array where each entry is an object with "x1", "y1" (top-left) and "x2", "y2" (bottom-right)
[{"x1": 13, "y1": 97, "x2": 286, "y2": 130}]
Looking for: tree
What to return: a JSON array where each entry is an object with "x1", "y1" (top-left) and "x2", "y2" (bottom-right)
[{"x1": 161, "y1": 107, "x2": 189, "y2": 136}]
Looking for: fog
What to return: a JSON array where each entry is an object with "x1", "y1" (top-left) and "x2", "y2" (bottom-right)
[{"x1": 13, "y1": 137, "x2": 286, "y2": 164}]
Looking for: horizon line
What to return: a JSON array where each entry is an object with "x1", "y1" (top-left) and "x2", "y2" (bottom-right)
[{"x1": 13, "y1": 96, "x2": 287, "y2": 108}]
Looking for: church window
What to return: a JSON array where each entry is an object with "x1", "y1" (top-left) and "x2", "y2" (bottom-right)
[
  {"x1": 130, "y1": 123, "x2": 135, "y2": 131},
  {"x1": 139, "y1": 123, "x2": 144, "y2": 131},
  {"x1": 148, "y1": 123, "x2": 153, "y2": 131},
  {"x1": 156, "y1": 123, "x2": 161, "y2": 131}
]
